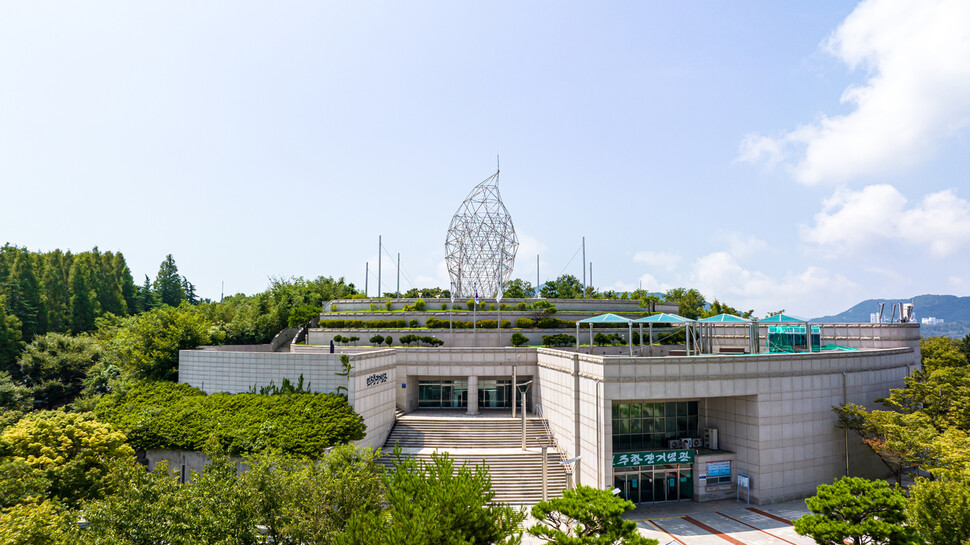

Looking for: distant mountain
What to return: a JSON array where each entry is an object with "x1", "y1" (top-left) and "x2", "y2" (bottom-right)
[
  {"x1": 812, "y1": 294, "x2": 970, "y2": 338},
  {"x1": 813, "y1": 294, "x2": 970, "y2": 322}
]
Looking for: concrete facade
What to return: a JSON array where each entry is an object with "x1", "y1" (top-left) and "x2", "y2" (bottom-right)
[{"x1": 178, "y1": 321, "x2": 919, "y2": 505}]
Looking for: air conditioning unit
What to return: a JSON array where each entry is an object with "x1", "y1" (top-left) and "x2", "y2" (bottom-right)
[
  {"x1": 668, "y1": 439, "x2": 681, "y2": 449},
  {"x1": 689, "y1": 438, "x2": 703, "y2": 448},
  {"x1": 704, "y1": 428, "x2": 718, "y2": 450}
]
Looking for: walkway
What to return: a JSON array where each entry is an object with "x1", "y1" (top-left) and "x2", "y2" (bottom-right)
[{"x1": 521, "y1": 499, "x2": 814, "y2": 545}]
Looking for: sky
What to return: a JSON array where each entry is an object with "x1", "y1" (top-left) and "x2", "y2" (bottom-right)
[{"x1": 1, "y1": 0, "x2": 969, "y2": 319}]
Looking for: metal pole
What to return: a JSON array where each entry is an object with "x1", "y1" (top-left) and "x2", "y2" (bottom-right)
[
  {"x1": 536, "y1": 254, "x2": 540, "y2": 296},
  {"x1": 521, "y1": 389, "x2": 527, "y2": 450},
  {"x1": 498, "y1": 248, "x2": 502, "y2": 347},
  {"x1": 473, "y1": 292, "x2": 477, "y2": 347},
  {"x1": 590, "y1": 262, "x2": 593, "y2": 295},
  {"x1": 396, "y1": 253, "x2": 400, "y2": 296},
  {"x1": 542, "y1": 444, "x2": 548, "y2": 501},
  {"x1": 582, "y1": 237, "x2": 586, "y2": 299},
  {"x1": 365, "y1": 262, "x2": 368, "y2": 297},
  {"x1": 378, "y1": 235, "x2": 382, "y2": 297}
]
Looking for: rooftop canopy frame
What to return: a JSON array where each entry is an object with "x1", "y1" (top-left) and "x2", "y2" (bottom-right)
[
  {"x1": 697, "y1": 313, "x2": 752, "y2": 354},
  {"x1": 632, "y1": 313, "x2": 697, "y2": 356},
  {"x1": 757, "y1": 313, "x2": 818, "y2": 353},
  {"x1": 575, "y1": 313, "x2": 634, "y2": 356}
]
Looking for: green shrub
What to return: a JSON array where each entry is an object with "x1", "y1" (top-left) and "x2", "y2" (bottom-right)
[
  {"x1": 384, "y1": 336, "x2": 393, "y2": 346},
  {"x1": 369, "y1": 303, "x2": 379, "y2": 311},
  {"x1": 516, "y1": 318, "x2": 535, "y2": 328},
  {"x1": 408, "y1": 319, "x2": 419, "y2": 328},
  {"x1": 95, "y1": 382, "x2": 365, "y2": 457},
  {"x1": 466, "y1": 299, "x2": 475, "y2": 309},
  {"x1": 399, "y1": 334, "x2": 419, "y2": 346},
  {"x1": 541, "y1": 334, "x2": 576, "y2": 347},
  {"x1": 386, "y1": 301, "x2": 393, "y2": 311},
  {"x1": 455, "y1": 303, "x2": 464, "y2": 310},
  {"x1": 413, "y1": 299, "x2": 426, "y2": 311},
  {"x1": 333, "y1": 335, "x2": 344, "y2": 343},
  {"x1": 441, "y1": 303, "x2": 447, "y2": 310},
  {"x1": 515, "y1": 302, "x2": 528, "y2": 311},
  {"x1": 489, "y1": 304, "x2": 496, "y2": 311},
  {"x1": 369, "y1": 335, "x2": 384, "y2": 345},
  {"x1": 510, "y1": 333, "x2": 529, "y2": 347}
]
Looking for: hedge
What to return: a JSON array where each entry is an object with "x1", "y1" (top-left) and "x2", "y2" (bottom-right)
[
  {"x1": 318, "y1": 319, "x2": 407, "y2": 329},
  {"x1": 94, "y1": 382, "x2": 365, "y2": 457}
]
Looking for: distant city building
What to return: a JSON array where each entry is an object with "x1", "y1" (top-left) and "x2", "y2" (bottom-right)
[{"x1": 921, "y1": 316, "x2": 944, "y2": 325}]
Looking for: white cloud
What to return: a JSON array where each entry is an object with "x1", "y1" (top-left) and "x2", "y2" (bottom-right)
[
  {"x1": 633, "y1": 251, "x2": 681, "y2": 271},
  {"x1": 723, "y1": 232, "x2": 769, "y2": 259},
  {"x1": 686, "y1": 251, "x2": 857, "y2": 318},
  {"x1": 801, "y1": 185, "x2": 970, "y2": 257},
  {"x1": 738, "y1": 0, "x2": 970, "y2": 184}
]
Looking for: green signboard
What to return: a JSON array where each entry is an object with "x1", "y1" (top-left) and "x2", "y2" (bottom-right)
[{"x1": 612, "y1": 449, "x2": 694, "y2": 468}]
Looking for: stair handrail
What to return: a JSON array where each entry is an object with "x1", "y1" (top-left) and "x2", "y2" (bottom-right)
[{"x1": 535, "y1": 404, "x2": 572, "y2": 476}]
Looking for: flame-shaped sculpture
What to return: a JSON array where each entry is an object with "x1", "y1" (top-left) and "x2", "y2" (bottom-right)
[{"x1": 445, "y1": 171, "x2": 518, "y2": 297}]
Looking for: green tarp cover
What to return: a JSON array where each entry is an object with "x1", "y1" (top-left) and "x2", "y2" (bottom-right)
[
  {"x1": 698, "y1": 313, "x2": 750, "y2": 323},
  {"x1": 633, "y1": 313, "x2": 693, "y2": 323},
  {"x1": 576, "y1": 313, "x2": 632, "y2": 323}
]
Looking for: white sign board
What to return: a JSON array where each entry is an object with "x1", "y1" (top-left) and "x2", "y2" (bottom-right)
[{"x1": 738, "y1": 474, "x2": 750, "y2": 488}]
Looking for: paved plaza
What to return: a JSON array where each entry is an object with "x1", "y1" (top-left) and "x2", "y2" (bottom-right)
[{"x1": 522, "y1": 498, "x2": 814, "y2": 545}]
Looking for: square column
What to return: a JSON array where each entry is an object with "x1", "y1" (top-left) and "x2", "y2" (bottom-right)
[{"x1": 467, "y1": 375, "x2": 479, "y2": 415}]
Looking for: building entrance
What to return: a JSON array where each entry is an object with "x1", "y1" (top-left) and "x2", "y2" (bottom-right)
[
  {"x1": 417, "y1": 379, "x2": 516, "y2": 409},
  {"x1": 613, "y1": 465, "x2": 692, "y2": 503}
]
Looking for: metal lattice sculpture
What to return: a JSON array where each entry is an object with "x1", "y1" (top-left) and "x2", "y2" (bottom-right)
[{"x1": 445, "y1": 171, "x2": 518, "y2": 298}]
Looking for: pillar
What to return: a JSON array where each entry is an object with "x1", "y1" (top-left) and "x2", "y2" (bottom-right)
[{"x1": 467, "y1": 375, "x2": 479, "y2": 415}]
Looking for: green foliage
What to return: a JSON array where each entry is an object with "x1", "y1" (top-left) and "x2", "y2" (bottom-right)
[
  {"x1": 153, "y1": 254, "x2": 185, "y2": 307},
  {"x1": 663, "y1": 288, "x2": 707, "y2": 320},
  {"x1": 0, "y1": 410, "x2": 134, "y2": 507},
  {"x1": 413, "y1": 299, "x2": 426, "y2": 311},
  {"x1": 540, "y1": 275, "x2": 583, "y2": 299},
  {"x1": 408, "y1": 319, "x2": 419, "y2": 328},
  {"x1": 542, "y1": 334, "x2": 576, "y2": 347},
  {"x1": 106, "y1": 303, "x2": 211, "y2": 382},
  {"x1": 318, "y1": 318, "x2": 408, "y2": 329},
  {"x1": 909, "y1": 473, "x2": 970, "y2": 545},
  {"x1": 244, "y1": 445, "x2": 385, "y2": 545},
  {"x1": 0, "y1": 458, "x2": 51, "y2": 508},
  {"x1": 510, "y1": 332, "x2": 529, "y2": 347},
  {"x1": 594, "y1": 332, "x2": 626, "y2": 346},
  {"x1": 0, "y1": 370, "x2": 32, "y2": 412},
  {"x1": 528, "y1": 485, "x2": 656, "y2": 545},
  {"x1": 0, "y1": 295, "x2": 24, "y2": 376},
  {"x1": 250, "y1": 375, "x2": 311, "y2": 395},
  {"x1": 384, "y1": 335, "x2": 393, "y2": 346},
  {"x1": 17, "y1": 333, "x2": 103, "y2": 409},
  {"x1": 336, "y1": 354, "x2": 352, "y2": 397},
  {"x1": 338, "y1": 448, "x2": 524, "y2": 545},
  {"x1": 369, "y1": 334, "x2": 385, "y2": 345},
  {"x1": 287, "y1": 304, "x2": 320, "y2": 328},
  {"x1": 94, "y1": 381, "x2": 365, "y2": 457},
  {"x1": 834, "y1": 403, "x2": 937, "y2": 483},
  {"x1": 503, "y1": 279, "x2": 536, "y2": 298},
  {"x1": 793, "y1": 477, "x2": 918, "y2": 545},
  {"x1": 699, "y1": 299, "x2": 754, "y2": 319},
  {"x1": 0, "y1": 499, "x2": 74, "y2": 545}
]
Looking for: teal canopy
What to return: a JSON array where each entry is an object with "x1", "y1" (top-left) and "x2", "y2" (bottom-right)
[
  {"x1": 758, "y1": 313, "x2": 806, "y2": 323},
  {"x1": 698, "y1": 313, "x2": 750, "y2": 323},
  {"x1": 633, "y1": 313, "x2": 694, "y2": 323},
  {"x1": 577, "y1": 313, "x2": 633, "y2": 324}
]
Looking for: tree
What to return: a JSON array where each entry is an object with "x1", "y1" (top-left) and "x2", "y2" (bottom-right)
[
  {"x1": 181, "y1": 276, "x2": 198, "y2": 305},
  {"x1": 245, "y1": 445, "x2": 385, "y2": 545},
  {"x1": 504, "y1": 279, "x2": 536, "y2": 298},
  {"x1": 136, "y1": 274, "x2": 155, "y2": 312},
  {"x1": 6, "y1": 251, "x2": 45, "y2": 341},
  {"x1": 0, "y1": 499, "x2": 74, "y2": 545},
  {"x1": 540, "y1": 275, "x2": 583, "y2": 299},
  {"x1": 41, "y1": 249, "x2": 71, "y2": 333},
  {"x1": 909, "y1": 473, "x2": 970, "y2": 545},
  {"x1": 663, "y1": 288, "x2": 707, "y2": 320},
  {"x1": 17, "y1": 333, "x2": 103, "y2": 409},
  {"x1": 0, "y1": 295, "x2": 23, "y2": 375},
  {"x1": 529, "y1": 300, "x2": 557, "y2": 325},
  {"x1": 153, "y1": 254, "x2": 185, "y2": 307},
  {"x1": 528, "y1": 485, "x2": 657, "y2": 545},
  {"x1": 338, "y1": 448, "x2": 525, "y2": 545},
  {"x1": 834, "y1": 403, "x2": 937, "y2": 484},
  {"x1": 0, "y1": 410, "x2": 134, "y2": 506},
  {"x1": 107, "y1": 303, "x2": 211, "y2": 381},
  {"x1": 793, "y1": 477, "x2": 919, "y2": 545},
  {"x1": 700, "y1": 299, "x2": 754, "y2": 319},
  {"x1": 0, "y1": 370, "x2": 32, "y2": 412},
  {"x1": 68, "y1": 254, "x2": 100, "y2": 334}
]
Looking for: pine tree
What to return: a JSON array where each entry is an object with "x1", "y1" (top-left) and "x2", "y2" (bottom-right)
[
  {"x1": 112, "y1": 252, "x2": 137, "y2": 315},
  {"x1": 69, "y1": 255, "x2": 100, "y2": 334},
  {"x1": 0, "y1": 295, "x2": 24, "y2": 375},
  {"x1": 41, "y1": 249, "x2": 71, "y2": 333},
  {"x1": 153, "y1": 255, "x2": 185, "y2": 307},
  {"x1": 136, "y1": 275, "x2": 155, "y2": 312},
  {"x1": 6, "y1": 251, "x2": 44, "y2": 341},
  {"x1": 182, "y1": 276, "x2": 198, "y2": 305}
]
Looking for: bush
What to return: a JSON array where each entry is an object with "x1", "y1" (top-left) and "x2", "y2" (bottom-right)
[
  {"x1": 594, "y1": 332, "x2": 611, "y2": 346},
  {"x1": 399, "y1": 334, "x2": 419, "y2": 346},
  {"x1": 408, "y1": 319, "x2": 419, "y2": 328},
  {"x1": 489, "y1": 304, "x2": 496, "y2": 310},
  {"x1": 95, "y1": 382, "x2": 365, "y2": 457},
  {"x1": 419, "y1": 336, "x2": 444, "y2": 347},
  {"x1": 333, "y1": 335, "x2": 344, "y2": 343},
  {"x1": 348, "y1": 336, "x2": 360, "y2": 345},
  {"x1": 516, "y1": 318, "x2": 535, "y2": 328},
  {"x1": 466, "y1": 299, "x2": 475, "y2": 309},
  {"x1": 384, "y1": 336, "x2": 393, "y2": 346},
  {"x1": 514, "y1": 302, "x2": 528, "y2": 311},
  {"x1": 541, "y1": 334, "x2": 576, "y2": 347},
  {"x1": 413, "y1": 299, "x2": 426, "y2": 311},
  {"x1": 441, "y1": 303, "x2": 447, "y2": 310},
  {"x1": 369, "y1": 335, "x2": 384, "y2": 345},
  {"x1": 510, "y1": 333, "x2": 529, "y2": 347}
]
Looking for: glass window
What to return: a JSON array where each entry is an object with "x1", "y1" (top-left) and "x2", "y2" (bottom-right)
[
  {"x1": 630, "y1": 404, "x2": 641, "y2": 418},
  {"x1": 688, "y1": 401, "x2": 698, "y2": 416},
  {"x1": 620, "y1": 404, "x2": 630, "y2": 419},
  {"x1": 655, "y1": 403, "x2": 664, "y2": 418},
  {"x1": 630, "y1": 419, "x2": 642, "y2": 434}
]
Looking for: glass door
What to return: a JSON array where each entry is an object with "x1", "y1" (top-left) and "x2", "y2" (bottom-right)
[
  {"x1": 613, "y1": 471, "x2": 639, "y2": 503},
  {"x1": 665, "y1": 469, "x2": 679, "y2": 501}
]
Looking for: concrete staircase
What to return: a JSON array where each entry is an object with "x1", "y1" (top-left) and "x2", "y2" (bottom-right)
[{"x1": 381, "y1": 414, "x2": 569, "y2": 505}]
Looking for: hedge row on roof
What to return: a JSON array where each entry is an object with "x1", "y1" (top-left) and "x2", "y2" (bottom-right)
[{"x1": 94, "y1": 382, "x2": 365, "y2": 457}]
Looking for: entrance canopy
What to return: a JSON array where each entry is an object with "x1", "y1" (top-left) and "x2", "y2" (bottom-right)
[
  {"x1": 575, "y1": 313, "x2": 633, "y2": 356},
  {"x1": 758, "y1": 313, "x2": 805, "y2": 323}
]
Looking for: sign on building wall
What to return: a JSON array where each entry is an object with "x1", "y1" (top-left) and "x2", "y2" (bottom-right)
[
  {"x1": 366, "y1": 372, "x2": 388, "y2": 387},
  {"x1": 707, "y1": 460, "x2": 731, "y2": 477},
  {"x1": 612, "y1": 449, "x2": 694, "y2": 468}
]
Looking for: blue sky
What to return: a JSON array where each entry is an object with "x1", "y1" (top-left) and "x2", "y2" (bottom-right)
[{"x1": 2, "y1": 1, "x2": 969, "y2": 318}]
